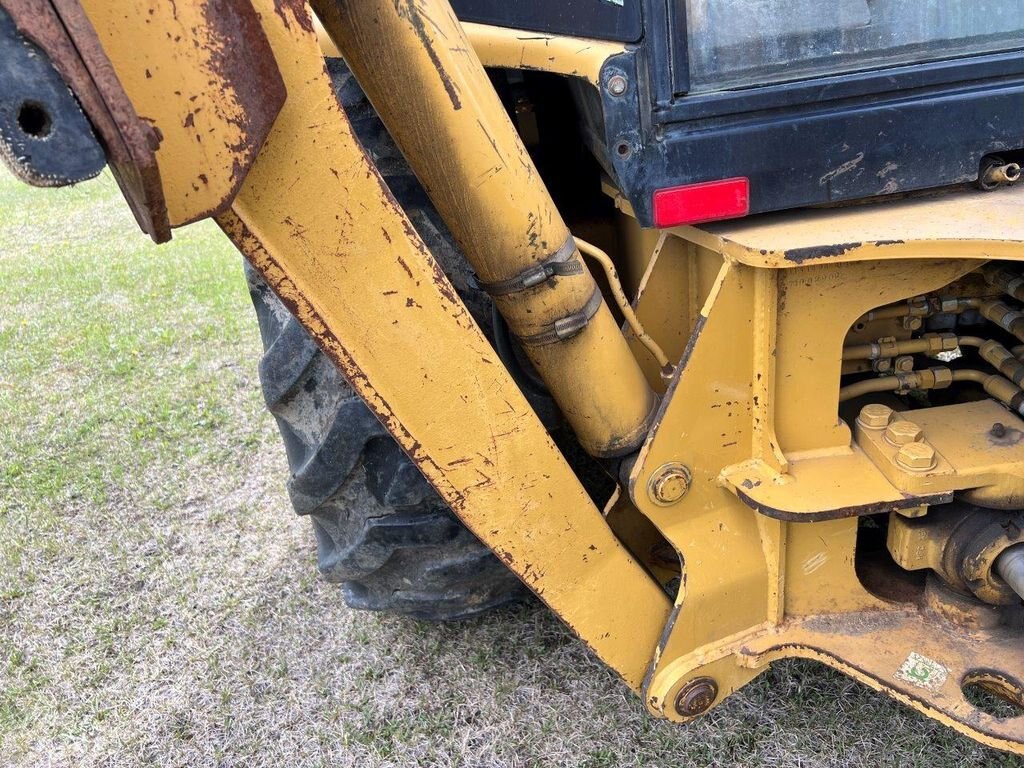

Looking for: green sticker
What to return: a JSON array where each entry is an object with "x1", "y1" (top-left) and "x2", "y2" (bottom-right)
[{"x1": 895, "y1": 652, "x2": 949, "y2": 691}]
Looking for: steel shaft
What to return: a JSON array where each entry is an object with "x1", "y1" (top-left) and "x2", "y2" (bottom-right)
[{"x1": 995, "y1": 544, "x2": 1024, "y2": 601}]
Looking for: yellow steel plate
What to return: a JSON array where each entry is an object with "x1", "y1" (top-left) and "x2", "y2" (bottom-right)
[{"x1": 675, "y1": 185, "x2": 1024, "y2": 268}]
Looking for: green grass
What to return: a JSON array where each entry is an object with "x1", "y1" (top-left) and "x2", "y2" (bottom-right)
[{"x1": 0, "y1": 171, "x2": 1021, "y2": 767}]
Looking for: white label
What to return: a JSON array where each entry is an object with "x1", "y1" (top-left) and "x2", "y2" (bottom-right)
[{"x1": 895, "y1": 652, "x2": 949, "y2": 691}]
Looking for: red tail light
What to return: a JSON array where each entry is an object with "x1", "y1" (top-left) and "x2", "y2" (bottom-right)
[{"x1": 652, "y1": 178, "x2": 750, "y2": 228}]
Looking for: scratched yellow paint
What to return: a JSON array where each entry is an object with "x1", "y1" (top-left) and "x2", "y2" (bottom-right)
[{"x1": 219, "y1": 0, "x2": 671, "y2": 691}]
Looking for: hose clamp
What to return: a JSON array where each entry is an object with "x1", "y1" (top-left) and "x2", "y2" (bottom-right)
[
  {"x1": 477, "y1": 235, "x2": 583, "y2": 296},
  {"x1": 516, "y1": 288, "x2": 603, "y2": 347}
]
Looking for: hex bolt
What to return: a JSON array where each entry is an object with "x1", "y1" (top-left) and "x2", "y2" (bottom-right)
[
  {"x1": 607, "y1": 74, "x2": 628, "y2": 96},
  {"x1": 884, "y1": 419, "x2": 923, "y2": 446},
  {"x1": 675, "y1": 677, "x2": 719, "y2": 717},
  {"x1": 894, "y1": 355, "x2": 915, "y2": 373},
  {"x1": 857, "y1": 403, "x2": 894, "y2": 430},
  {"x1": 896, "y1": 441, "x2": 937, "y2": 471},
  {"x1": 903, "y1": 316, "x2": 923, "y2": 331},
  {"x1": 648, "y1": 463, "x2": 692, "y2": 506}
]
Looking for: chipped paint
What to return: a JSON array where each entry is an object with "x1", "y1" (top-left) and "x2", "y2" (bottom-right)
[
  {"x1": 784, "y1": 242, "x2": 863, "y2": 263},
  {"x1": 819, "y1": 152, "x2": 865, "y2": 186}
]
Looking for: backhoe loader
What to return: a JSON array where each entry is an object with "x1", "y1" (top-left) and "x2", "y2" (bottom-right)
[{"x1": 1, "y1": 0, "x2": 1023, "y2": 754}]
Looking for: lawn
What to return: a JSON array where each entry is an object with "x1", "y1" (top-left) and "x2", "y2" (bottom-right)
[{"x1": 0, "y1": 171, "x2": 1019, "y2": 767}]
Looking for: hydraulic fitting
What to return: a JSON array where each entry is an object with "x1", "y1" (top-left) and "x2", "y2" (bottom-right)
[
  {"x1": 979, "y1": 300, "x2": 1024, "y2": 343},
  {"x1": 843, "y1": 333, "x2": 959, "y2": 362},
  {"x1": 979, "y1": 158, "x2": 1022, "y2": 191},
  {"x1": 983, "y1": 264, "x2": 1024, "y2": 302},
  {"x1": 888, "y1": 506, "x2": 1024, "y2": 605},
  {"x1": 975, "y1": 373, "x2": 1024, "y2": 415},
  {"x1": 979, "y1": 340, "x2": 1024, "y2": 386},
  {"x1": 839, "y1": 365, "x2": 1024, "y2": 416},
  {"x1": 838, "y1": 366, "x2": 953, "y2": 402},
  {"x1": 924, "y1": 333, "x2": 962, "y2": 356},
  {"x1": 910, "y1": 367, "x2": 954, "y2": 391}
]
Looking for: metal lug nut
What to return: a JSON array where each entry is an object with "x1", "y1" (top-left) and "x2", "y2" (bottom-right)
[
  {"x1": 675, "y1": 677, "x2": 718, "y2": 717},
  {"x1": 607, "y1": 74, "x2": 628, "y2": 96},
  {"x1": 648, "y1": 463, "x2": 692, "y2": 506},
  {"x1": 857, "y1": 403, "x2": 894, "y2": 430},
  {"x1": 884, "y1": 420, "x2": 923, "y2": 446},
  {"x1": 896, "y1": 441, "x2": 937, "y2": 471}
]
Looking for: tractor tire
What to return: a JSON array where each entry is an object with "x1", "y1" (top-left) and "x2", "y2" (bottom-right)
[{"x1": 243, "y1": 59, "x2": 529, "y2": 621}]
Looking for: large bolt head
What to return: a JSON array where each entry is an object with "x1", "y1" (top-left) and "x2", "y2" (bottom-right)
[
  {"x1": 674, "y1": 677, "x2": 719, "y2": 717},
  {"x1": 896, "y1": 441, "x2": 937, "y2": 471},
  {"x1": 885, "y1": 419, "x2": 923, "y2": 446},
  {"x1": 648, "y1": 464, "x2": 692, "y2": 506},
  {"x1": 857, "y1": 403, "x2": 894, "y2": 430},
  {"x1": 607, "y1": 74, "x2": 628, "y2": 96}
]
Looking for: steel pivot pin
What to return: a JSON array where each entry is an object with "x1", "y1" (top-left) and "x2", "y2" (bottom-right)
[{"x1": 648, "y1": 463, "x2": 692, "y2": 506}]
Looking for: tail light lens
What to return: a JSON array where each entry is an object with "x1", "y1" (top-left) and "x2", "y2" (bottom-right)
[{"x1": 652, "y1": 178, "x2": 750, "y2": 228}]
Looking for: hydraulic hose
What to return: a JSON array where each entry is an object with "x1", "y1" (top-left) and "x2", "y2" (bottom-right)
[
  {"x1": 841, "y1": 334, "x2": 1024, "y2": 384},
  {"x1": 839, "y1": 367, "x2": 1024, "y2": 416},
  {"x1": 575, "y1": 237, "x2": 673, "y2": 378}
]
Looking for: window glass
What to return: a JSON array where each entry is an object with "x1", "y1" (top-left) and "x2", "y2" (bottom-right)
[{"x1": 685, "y1": 0, "x2": 1024, "y2": 91}]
